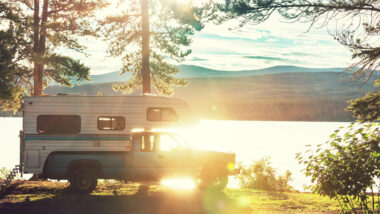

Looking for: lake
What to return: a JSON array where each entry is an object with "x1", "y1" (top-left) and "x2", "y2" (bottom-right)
[{"x1": 0, "y1": 117, "x2": 347, "y2": 191}]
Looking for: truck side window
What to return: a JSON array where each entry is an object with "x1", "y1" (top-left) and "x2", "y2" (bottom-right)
[
  {"x1": 98, "y1": 116, "x2": 125, "y2": 131},
  {"x1": 146, "y1": 107, "x2": 178, "y2": 121},
  {"x1": 37, "y1": 115, "x2": 81, "y2": 134},
  {"x1": 141, "y1": 134, "x2": 156, "y2": 152},
  {"x1": 159, "y1": 134, "x2": 179, "y2": 151}
]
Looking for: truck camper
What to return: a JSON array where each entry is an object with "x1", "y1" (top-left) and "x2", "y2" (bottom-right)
[{"x1": 19, "y1": 95, "x2": 238, "y2": 193}]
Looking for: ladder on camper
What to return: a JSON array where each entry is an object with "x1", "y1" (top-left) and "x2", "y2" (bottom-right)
[{"x1": 0, "y1": 165, "x2": 21, "y2": 192}]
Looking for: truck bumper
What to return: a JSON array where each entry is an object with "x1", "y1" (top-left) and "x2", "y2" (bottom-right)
[{"x1": 228, "y1": 168, "x2": 240, "y2": 175}]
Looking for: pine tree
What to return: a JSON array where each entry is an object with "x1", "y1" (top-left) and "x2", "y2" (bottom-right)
[
  {"x1": 0, "y1": 0, "x2": 107, "y2": 111},
  {"x1": 0, "y1": 2, "x2": 31, "y2": 112},
  {"x1": 100, "y1": 0, "x2": 204, "y2": 96}
]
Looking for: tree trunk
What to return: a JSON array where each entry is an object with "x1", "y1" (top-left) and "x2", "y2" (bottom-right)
[
  {"x1": 141, "y1": 0, "x2": 151, "y2": 94},
  {"x1": 37, "y1": 0, "x2": 49, "y2": 95},
  {"x1": 33, "y1": 0, "x2": 41, "y2": 96}
]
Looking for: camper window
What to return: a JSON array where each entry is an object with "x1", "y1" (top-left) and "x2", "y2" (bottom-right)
[
  {"x1": 37, "y1": 115, "x2": 81, "y2": 134},
  {"x1": 97, "y1": 116, "x2": 125, "y2": 131},
  {"x1": 147, "y1": 108, "x2": 178, "y2": 121}
]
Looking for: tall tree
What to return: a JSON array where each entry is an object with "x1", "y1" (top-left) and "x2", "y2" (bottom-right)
[
  {"x1": 28, "y1": 0, "x2": 107, "y2": 96},
  {"x1": 0, "y1": 0, "x2": 107, "y2": 110},
  {"x1": 0, "y1": 2, "x2": 31, "y2": 112},
  {"x1": 101, "y1": 0, "x2": 204, "y2": 96}
]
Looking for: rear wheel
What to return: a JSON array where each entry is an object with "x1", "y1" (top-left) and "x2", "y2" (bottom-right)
[{"x1": 69, "y1": 168, "x2": 97, "y2": 193}]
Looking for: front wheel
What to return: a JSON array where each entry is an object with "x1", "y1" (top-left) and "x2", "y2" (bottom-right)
[
  {"x1": 198, "y1": 175, "x2": 228, "y2": 191},
  {"x1": 69, "y1": 168, "x2": 97, "y2": 193}
]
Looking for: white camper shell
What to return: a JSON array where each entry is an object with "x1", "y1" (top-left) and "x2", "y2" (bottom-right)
[{"x1": 21, "y1": 95, "x2": 196, "y2": 174}]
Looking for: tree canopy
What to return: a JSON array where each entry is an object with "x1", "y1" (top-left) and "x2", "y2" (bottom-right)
[
  {"x1": 346, "y1": 78, "x2": 380, "y2": 122},
  {"x1": 0, "y1": 2, "x2": 31, "y2": 111},
  {"x1": 100, "y1": 0, "x2": 204, "y2": 96},
  {"x1": 214, "y1": 0, "x2": 380, "y2": 80},
  {"x1": 0, "y1": 0, "x2": 107, "y2": 111}
]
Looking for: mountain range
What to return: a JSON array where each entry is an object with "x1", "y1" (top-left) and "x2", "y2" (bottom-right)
[
  {"x1": 43, "y1": 65, "x2": 377, "y2": 122},
  {"x1": 70, "y1": 65, "x2": 344, "y2": 85}
]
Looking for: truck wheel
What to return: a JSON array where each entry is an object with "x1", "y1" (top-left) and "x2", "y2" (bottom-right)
[
  {"x1": 209, "y1": 175, "x2": 228, "y2": 190},
  {"x1": 198, "y1": 175, "x2": 228, "y2": 191},
  {"x1": 69, "y1": 168, "x2": 97, "y2": 193}
]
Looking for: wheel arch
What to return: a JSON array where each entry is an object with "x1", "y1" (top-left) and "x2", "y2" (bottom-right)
[
  {"x1": 67, "y1": 159, "x2": 104, "y2": 178},
  {"x1": 42, "y1": 151, "x2": 104, "y2": 179}
]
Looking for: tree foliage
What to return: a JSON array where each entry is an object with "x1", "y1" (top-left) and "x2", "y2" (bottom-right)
[
  {"x1": 0, "y1": 167, "x2": 10, "y2": 180},
  {"x1": 296, "y1": 123, "x2": 380, "y2": 213},
  {"x1": 100, "y1": 0, "x2": 204, "y2": 96},
  {"x1": 238, "y1": 158, "x2": 293, "y2": 192},
  {"x1": 347, "y1": 78, "x2": 380, "y2": 122},
  {"x1": 0, "y1": 0, "x2": 107, "y2": 111},
  {"x1": 213, "y1": 0, "x2": 380, "y2": 81},
  {"x1": 0, "y1": 2, "x2": 32, "y2": 111}
]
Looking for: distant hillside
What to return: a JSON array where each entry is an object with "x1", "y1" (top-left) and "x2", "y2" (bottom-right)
[
  {"x1": 66, "y1": 65, "x2": 344, "y2": 85},
  {"x1": 44, "y1": 71, "x2": 376, "y2": 122},
  {"x1": 177, "y1": 65, "x2": 343, "y2": 78}
]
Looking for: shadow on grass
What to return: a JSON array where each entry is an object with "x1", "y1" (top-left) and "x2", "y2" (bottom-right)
[{"x1": 0, "y1": 184, "x2": 252, "y2": 214}]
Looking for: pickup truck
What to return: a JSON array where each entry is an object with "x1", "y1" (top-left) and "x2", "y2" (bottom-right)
[{"x1": 42, "y1": 131, "x2": 238, "y2": 193}]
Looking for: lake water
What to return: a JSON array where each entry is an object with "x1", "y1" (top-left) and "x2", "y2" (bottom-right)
[{"x1": 0, "y1": 117, "x2": 347, "y2": 191}]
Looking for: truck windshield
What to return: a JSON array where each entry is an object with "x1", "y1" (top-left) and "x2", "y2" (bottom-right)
[
  {"x1": 172, "y1": 134, "x2": 193, "y2": 149},
  {"x1": 159, "y1": 133, "x2": 193, "y2": 151}
]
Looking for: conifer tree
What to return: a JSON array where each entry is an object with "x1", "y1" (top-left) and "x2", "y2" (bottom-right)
[
  {"x1": 100, "y1": 0, "x2": 204, "y2": 95},
  {"x1": 0, "y1": 0, "x2": 107, "y2": 111}
]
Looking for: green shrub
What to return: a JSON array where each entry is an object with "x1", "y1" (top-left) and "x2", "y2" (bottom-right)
[
  {"x1": 0, "y1": 167, "x2": 10, "y2": 180},
  {"x1": 237, "y1": 157, "x2": 293, "y2": 192},
  {"x1": 297, "y1": 123, "x2": 380, "y2": 213}
]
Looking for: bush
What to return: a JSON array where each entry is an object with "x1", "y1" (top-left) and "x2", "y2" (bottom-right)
[
  {"x1": 297, "y1": 123, "x2": 380, "y2": 213},
  {"x1": 237, "y1": 157, "x2": 293, "y2": 192},
  {"x1": 0, "y1": 167, "x2": 10, "y2": 180}
]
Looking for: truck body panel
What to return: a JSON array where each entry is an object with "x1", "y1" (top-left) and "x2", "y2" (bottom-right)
[{"x1": 45, "y1": 152, "x2": 132, "y2": 179}]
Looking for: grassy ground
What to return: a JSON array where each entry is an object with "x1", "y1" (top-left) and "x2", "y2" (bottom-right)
[{"x1": 0, "y1": 180, "x2": 340, "y2": 214}]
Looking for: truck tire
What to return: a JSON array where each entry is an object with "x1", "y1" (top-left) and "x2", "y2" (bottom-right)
[
  {"x1": 209, "y1": 175, "x2": 228, "y2": 190},
  {"x1": 69, "y1": 168, "x2": 97, "y2": 193},
  {"x1": 198, "y1": 175, "x2": 228, "y2": 191}
]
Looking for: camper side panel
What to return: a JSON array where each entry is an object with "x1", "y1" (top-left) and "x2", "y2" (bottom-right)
[
  {"x1": 23, "y1": 96, "x2": 195, "y2": 135},
  {"x1": 23, "y1": 136, "x2": 132, "y2": 174}
]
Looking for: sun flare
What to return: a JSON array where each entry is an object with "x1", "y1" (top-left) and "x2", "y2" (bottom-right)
[{"x1": 160, "y1": 178, "x2": 196, "y2": 190}]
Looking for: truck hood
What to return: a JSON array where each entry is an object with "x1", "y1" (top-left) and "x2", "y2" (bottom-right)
[{"x1": 195, "y1": 150, "x2": 236, "y2": 167}]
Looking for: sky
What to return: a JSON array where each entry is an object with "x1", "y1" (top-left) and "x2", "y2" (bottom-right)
[{"x1": 68, "y1": 12, "x2": 353, "y2": 75}]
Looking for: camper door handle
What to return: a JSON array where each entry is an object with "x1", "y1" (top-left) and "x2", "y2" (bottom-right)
[{"x1": 157, "y1": 154, "x2": 164, "y2": 159}]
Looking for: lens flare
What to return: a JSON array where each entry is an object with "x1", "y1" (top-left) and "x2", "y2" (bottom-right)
[{"x1": 160, "y1": 178, "x2": 196, "y2": 190}]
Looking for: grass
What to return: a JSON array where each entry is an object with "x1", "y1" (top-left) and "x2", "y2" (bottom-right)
[
  {"x1": 224, "y1": 189, "x2": 340, "y2": 213},
  {"x1": 0, "y1": 180, "x2": 340, "y2": 214}
]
